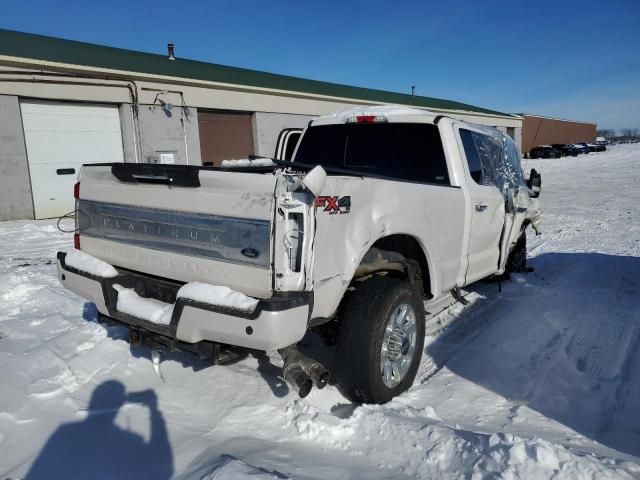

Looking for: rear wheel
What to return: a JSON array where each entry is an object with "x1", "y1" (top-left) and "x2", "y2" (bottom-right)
[{"x1": 335, "y1": 276, "x2": 425, "y2": 404}]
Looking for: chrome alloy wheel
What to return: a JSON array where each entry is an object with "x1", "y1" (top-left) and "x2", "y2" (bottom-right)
[{"x1": 380, "y1": 303, "x2": 417, "y2": 388}]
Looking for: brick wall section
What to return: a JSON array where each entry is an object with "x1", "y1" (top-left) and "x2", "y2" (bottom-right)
[{"x1": 522, "y1": 115, "x2": 597, "y2": 154}]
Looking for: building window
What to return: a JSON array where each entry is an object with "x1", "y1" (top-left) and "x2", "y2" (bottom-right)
[{"x1": 507, "y1": 127, "x2": 515, "y2": 140}]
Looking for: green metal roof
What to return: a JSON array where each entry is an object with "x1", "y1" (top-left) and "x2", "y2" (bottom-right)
[{"x1": 0, "y1": 28, "x2": 511, "y2": 117}]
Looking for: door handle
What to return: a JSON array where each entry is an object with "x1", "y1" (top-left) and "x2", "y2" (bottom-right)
[{"x1": 475, "y1": 204, "x2": 487, "y2": 212}]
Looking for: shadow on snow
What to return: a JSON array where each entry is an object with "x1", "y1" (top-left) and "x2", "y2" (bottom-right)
[
  {"x1": 26, "y1": 380, "x2": 174, "y2": 479},
  {"x1": 426, "y1": 252, "x2": 640, "y2": 458}
]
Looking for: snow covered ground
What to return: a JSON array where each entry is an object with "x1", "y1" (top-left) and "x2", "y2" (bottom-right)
[{"x1": 1, "y1": 144, "x2": 639, "y2": 479}]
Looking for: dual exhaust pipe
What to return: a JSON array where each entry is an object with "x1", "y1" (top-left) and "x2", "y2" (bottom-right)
[{"x1": 279, "y1": 345, "x2": 330, "y2": 398}]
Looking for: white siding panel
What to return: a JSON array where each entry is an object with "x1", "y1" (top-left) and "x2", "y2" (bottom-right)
[{"x1": 21, "y1": 101, "x2": 124, "y2": 219}]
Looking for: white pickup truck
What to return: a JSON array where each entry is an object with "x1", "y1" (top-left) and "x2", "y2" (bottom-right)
[{"x1": 57, "y1": 106, "x2": 541, "y2": 404}]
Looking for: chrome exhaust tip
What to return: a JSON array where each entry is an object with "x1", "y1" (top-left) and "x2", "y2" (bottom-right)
[
  {"x1": 279, "y1": 344, "x2": 330, "y2": 397},
  {"x1": 305, "y1": 362, "x2": 330, "y2": 389},
  {"x1": 283, "y1": 363, "x2": 313, "y2": 398}
]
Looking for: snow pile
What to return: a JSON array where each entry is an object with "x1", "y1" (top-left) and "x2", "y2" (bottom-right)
[
  {"x1": 221, "y1": 158, "x2": 275, "y2": 168},
  {"x1": 113, "y1": 284, "x2": 174, "y2": 325},
  {"x1": 64, "y1": 249, "x2": 117, "y2": 278},
  {"x1": 278, "y1": 401, "x2": 639, "y2": 479},
  {"x1": 177, "y1": 282, "x2": 259, "y2": 314}
]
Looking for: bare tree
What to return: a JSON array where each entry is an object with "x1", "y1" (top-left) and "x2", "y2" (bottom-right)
[{"x1": 597, "y1": 128, "x2": 616, "y2": 138}]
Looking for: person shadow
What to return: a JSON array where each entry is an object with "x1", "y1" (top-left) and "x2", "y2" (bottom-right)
[{"x1": 26, "y1": 380, "x2": 174, "y2": 479}]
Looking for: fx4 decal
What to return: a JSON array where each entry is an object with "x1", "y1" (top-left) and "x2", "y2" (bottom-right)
[{"x1": 314, "y1": 196, "x2": 351, "y2": 215}]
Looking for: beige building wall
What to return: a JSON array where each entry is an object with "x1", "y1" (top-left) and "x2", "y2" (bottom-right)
[
  {"x1": 0, "y1": 61, "x2": 522, "y2": 129},
  {"x1": 0, "y1": 58, "x2": 523, "y2": 219}
]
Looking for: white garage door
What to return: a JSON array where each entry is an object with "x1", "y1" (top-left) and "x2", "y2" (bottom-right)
[{"x1": 21, "y1": 101, "x2": 124, "y2": 219}]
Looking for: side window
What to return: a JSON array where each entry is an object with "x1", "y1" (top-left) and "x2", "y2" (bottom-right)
[
  {"x1": 461, "y1": 128, "x2": 526, "y2": 194},
  {"x1": 460, "y1": 129, "x2": 484, "y2": 183},
  {"x1": 500, "y1": 136, "x2": 525, "y2": 190},
  {"x1": 473, "y1": 132, "x2": 501, "y2": 186},
  {"x1": 460, "y1": 129, "x2": 502, "y2": 188}
]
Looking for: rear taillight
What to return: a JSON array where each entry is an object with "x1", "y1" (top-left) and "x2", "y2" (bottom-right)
[
  {"x1": 345, "y1": 115, "x2": 388, "y2": 124},
  {"x1": 356, "y1": 115, "x2": 376, "y2": 123},
  {"x1": 74, "y1": 233, "x2": 80, "y2": 250},
  {"x1": 73, "y1": 182, "x2": 80, "y2": 199}
]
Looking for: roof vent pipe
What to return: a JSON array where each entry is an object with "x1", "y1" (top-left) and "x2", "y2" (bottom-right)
[
  {"x1": 167, "y1": 43, "x2": 175, "y2": 61},
  {"x1": 411, "y1": 85, "x2": 415, "y2": 97}
]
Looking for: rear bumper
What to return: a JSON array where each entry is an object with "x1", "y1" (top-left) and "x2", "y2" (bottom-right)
[{"x1": 57, "y1": 252, "x2": 310, "y2": 351}]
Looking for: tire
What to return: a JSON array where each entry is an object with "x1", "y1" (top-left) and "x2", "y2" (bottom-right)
[
  {"x1": 506, "y1": 232, "x2": 527, "y2": 273},
  {"x1": 335, "y1": 276, "x2": 425, "y2": 404}
]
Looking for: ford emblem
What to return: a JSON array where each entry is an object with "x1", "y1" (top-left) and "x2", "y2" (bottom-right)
[{"x1": 241, "y1": 248, "x2": 260, "y2": 258}]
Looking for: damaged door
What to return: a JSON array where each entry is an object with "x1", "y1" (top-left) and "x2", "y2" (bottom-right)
[
  {"x1": 457, "y1": 127, "x2": 505, "y2": 284},
  {"x1": 495, "y1": 138, "x2": 530, "y2": 273},
  {"x1": 496, "y1": 190, "x2": 529, "y2": 273}
]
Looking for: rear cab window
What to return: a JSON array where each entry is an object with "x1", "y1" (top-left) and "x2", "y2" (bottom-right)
[{"x1": 293, "y1": 123, "x2": 450, "y2": 185}]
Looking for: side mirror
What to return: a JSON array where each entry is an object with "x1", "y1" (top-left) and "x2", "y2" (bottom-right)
[{"x1": 527, "y1": 168, "x2": 541, "y2": 198}]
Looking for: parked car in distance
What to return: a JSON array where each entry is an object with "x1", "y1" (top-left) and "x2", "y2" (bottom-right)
[
  {"x1": 572, "y1": 143, "x2": 591, "y2": 154},
  {"x1": 529, "y1": 145, "x2": 562, "y2": 159},
  {"x1": 577, "y1": 142, "x2": 605, "y2": 153},
  {"x1": 551, "y1": 144, "x2": 579, "y2": 157}
]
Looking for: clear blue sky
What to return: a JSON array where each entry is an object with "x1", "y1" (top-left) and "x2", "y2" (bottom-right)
[{"x1": 3, "y1": 0, "x2": 639, "y2": 130}]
